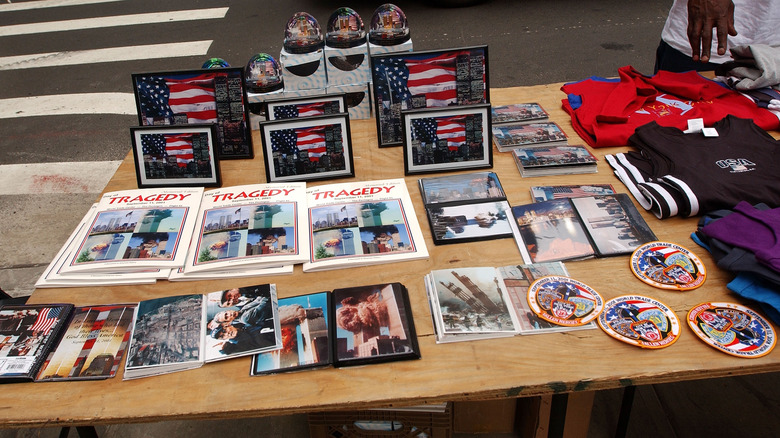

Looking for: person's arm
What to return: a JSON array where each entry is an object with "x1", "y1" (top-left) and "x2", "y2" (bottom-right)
[{"x1": 686, "y1": 0, "x2": 737, "y2": 62}]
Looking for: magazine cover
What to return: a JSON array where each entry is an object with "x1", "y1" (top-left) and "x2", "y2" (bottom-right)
[
  {"x1": 124, "y1": 294, "x2": 206, "y2": 380},
  {"x1": 303, "y1": 179, "x2": 428, "y2": 272},
  {"x1": 0, "y1": 304, "x2": 73, "y2": 383},
  {"x1": 182, "y1": 183, "x2": 309, "y2": 275},
  {"x1": 425, "y1": 267, "x2": 520, "y2": 343},
  {"x1": 36, "y1": 304, "x2": 136, "y2": 381},
  {"x1": 251, "y1": 291, "x2": 331, "y2": 375},
  {"x1": 330, "y1": 283, "x2": 420, "y2": 367},
  {"x1": 497, "y1": 263, "x2": 596, "y2": 334},
  {"x1": 60, "y1": 187, "x2": 203, "y2": 273},
  {"x1": 492, "y1": 122, "x2": 568, "y2": 152},
  {"x1": 491, "y1": 103, "x2": 549, "y2": 125},
  {"x1": 203, "y1": 284, "x2": 281, "y2": 362}
]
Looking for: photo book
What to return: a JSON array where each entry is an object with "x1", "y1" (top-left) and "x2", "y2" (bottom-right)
[
  {"x1": 0, "y1": 304, "x2": 73, "y2": 383},
  {"x1": 492, "y1": 122, "x2": 568, "y2": 152},
  {"x1": 511, "y1": 144, "x2": 598, "y2": 177},
  {"x1": 418, "y1": 172, "x2": 513, "y2": 245},
  {"x1": 36, "y1": 304, "x2": 136, "y2": 381},
  {"x1": 491, "y1": 103, "x2": 549, "y2": 125},
  {"x1": 530, "y1": 184, "x2": 616, "y2": 202},
  {"x1": 510, "y1": 194, "x2": 657, "y2": 264},
  {"x1": 124, "y1": 283, "x2": 281, "y2": 379},
  {"x1": 303, "y1": 179, "x2": 428, "y2": 272}
]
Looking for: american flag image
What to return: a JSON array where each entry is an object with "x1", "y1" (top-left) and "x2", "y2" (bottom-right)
[
  {"x1": 270, "y1": 126, "x2": 328, "y2": 161},
  {"x1": 31, "y1": 307, "x2": 62, "y2": 335},
  {"x1": 136, "y1": 73, "x2": 218, "y2": 124},
  {"x1": 141, "y1": 133, "x2": 194, "y2": 167},
  {"x1": 412, "y1": 115, "x2": 467, "y2": 151},
  {"x1": 374, "y1": 51, "x2": 463, "y2": 107},
  {"x1": 273, "y1": 102, "x2": 327, "y2": 119}
]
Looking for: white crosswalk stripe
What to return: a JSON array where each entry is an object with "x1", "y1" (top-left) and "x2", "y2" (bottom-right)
[
  {"x1": 0, "y1": 93, "x2": 136, "y2": 118},
  {"x1": 0, "y1": 0, "x2": 125, "y2": 12}
]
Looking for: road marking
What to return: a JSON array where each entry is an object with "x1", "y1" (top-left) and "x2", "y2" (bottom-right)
[
  {"x1": 0, "y1": 93, "x2": 136, "y2": 118},
  {"x1": 0, "y1": 8, "x2": 229, "y2": 37},
  {"x1": 0, "y1": 161, "x2": 122, "y2": 195},
  {"x1": 0, "y1": 0, "x2": 125, "y2": 12},
  {"x1": 0, "y1": 40, "x2": 213, "y2": 71}
]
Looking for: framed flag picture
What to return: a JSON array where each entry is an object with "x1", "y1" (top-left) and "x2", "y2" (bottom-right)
[
  {"x1": 130, "y1": 124, "x2": 221, "y2": 188},
  {"x1": 401, "y1": 104, "x2": 492, "y2": 175},
  {"x1": 259, "y1": 113, "x2": 355, "y2": 183},
  {"x1": 131, "y1": 67, "x2": 254, "y2": 159},
  {"x1": 370, "y1": 45, "x2": 490, "y2": 147},
  {"x1": 263, "y1": 94, "x2": 347, "y2": 121}
]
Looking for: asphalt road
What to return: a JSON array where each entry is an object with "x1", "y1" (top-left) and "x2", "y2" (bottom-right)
[{"x1": 0, "y1": 0, "x2": 673, "y2": 295}]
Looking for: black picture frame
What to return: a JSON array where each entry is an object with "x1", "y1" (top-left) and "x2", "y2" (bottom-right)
[
  {"x1": 370, "y1": 45, "x2": 490, "y2": 147},
  {"x1": 131, "y1": 67, "x2": 254, "y2": 159},
  {"x1": 259, "y1": 113, "x2": 355, "y2": 183},
  {"x1": 130, "y1": 124, "x2": 221, "y2": 188},
  {"x1": 329, "y1": 282, "x2": 420, "y2": 368},
  {"x1": 263, "y1": 94, "x2": 347, "y2": 121},
  {"x1": 401, "y1": 104, "x2": 492, "y2": 175}
]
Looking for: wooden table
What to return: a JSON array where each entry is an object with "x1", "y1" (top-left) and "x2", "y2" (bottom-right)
[{"x1": 11, "y1": 83, "x2": 780, "y2": 431}]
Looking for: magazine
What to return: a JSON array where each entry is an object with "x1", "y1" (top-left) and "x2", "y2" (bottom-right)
[
  {"x1": 491, "y1": 103, "x2": 549, "y2": 125},
  {"x1": 0, "y1": 304, "x2": 73, "y2": 383},
  {"x1": 302, "y1": 179, "x2": 428, "y2": 272},
  {"x1": 510, "y1": 194, "x2": 657, "y2": 264},
  {"x1": 181, "y1": 183, "x2": 309, "y2": 276},
  {"x1": 530, "y1": 185, "x2": 616, "y2": 202},
  {"x1": 58, "y1": 187, "x2": 203, "y2": 274},
  {"x1": 418, "y1": 172, "x2": 513, "y2": 245},
  {"x1": 496, "y1": 263, "x2": 596, "y2": 334},
  {"x1": 511, "y1": 144, "x2": 597, "y2": 177},
  {"x1": 124, "y1": 284, "x2": 281, "y2": 379},
  {"x1": 424, "y1": 267, "x2": 521, "y2": 343},
  {"x1": 492, "y1": 122, "x2": 568, "y2": 152},
  {"x1": 251, "y1": 291, "x2": 332, "y2": 375},
  {"x1": 36, "y1": 304, "x2": 136, "y2": 381}
]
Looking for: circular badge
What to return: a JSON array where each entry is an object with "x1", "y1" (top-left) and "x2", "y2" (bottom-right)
[
  {"x1": 687, "y1": 302, "x2": 776, "y2": 358},
  {"x1": 597, "y1": 295, "x2": 680, "y2": 349},
  {"x1": 527, "y1": 276, "x2": 603, "y2": 326},
  {"x1": 630, "y1": 241, "x2": 706, "y2": 290}
]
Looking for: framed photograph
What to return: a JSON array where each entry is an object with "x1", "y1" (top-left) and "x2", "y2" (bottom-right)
[
  {"x1": 330, "y1": 283, "x2": 420, "y2": 367},
  {"x1": 259, "y1": 113, "x2": 355, "y2": 183},
  {"x1": 370, "y1": 45, "x2": 490, "y2": 147},
  {"x1": 264, "y1": 94, "x2": 347, "y2": 121},
  {"x1": 132, "y1": 67, "x2": 254, "y2": 159},
  {"x1": 401, "y1": 104, "x2": 492, "y2": 175},
  {"x1": 427, "y1": 200, "x2": 514, "y2": 245},
  {"x1": 130, "y1": 124, "x2": 221, "y2": 188}
]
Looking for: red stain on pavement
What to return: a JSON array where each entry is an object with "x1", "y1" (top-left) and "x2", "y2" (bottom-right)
[{"x1": 31, "y1": 174, "x2": 90, "y2": 193}]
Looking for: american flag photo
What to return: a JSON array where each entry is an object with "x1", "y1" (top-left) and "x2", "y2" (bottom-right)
[{"x1": 131, "y1": 125, "x2": 220, "y2": 187}]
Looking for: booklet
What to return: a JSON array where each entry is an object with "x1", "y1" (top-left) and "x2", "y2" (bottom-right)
[
  {"x1": 36, "y1": 304, "x2": 136, "y2": 381},
  {"x1": 58, "y1": 187, "x2": 203, "y2": 274},
  {"x1": 424, "y1": 267, "x2": 521, "y2": 343},
  {"x1": 0, "y1": 304, "x2": 73, "y2": 383},
  {"x1": 511, "y1": 144, "x2": 597, "y2": 177},
  {"x1": 491, "y1": 103, "x2": 549, "y2": 125},
  {"x1": 302, "y1": 179, "x2": 428, "y2": 272},
  {"x1": 124, "y1": 283, "x2": 281, "y2": 379},
  {"x1": 180, "y1": 183, "x2": 309, "y2": 276},
  {"x1": 530, "y1": 184, "x2": 616, "y2": 202},
  {"x1": 492, "y1": 122, "x2": 568, "y2": 152},
  {"x1": 418, "y1": 171, "x2": 513, "y2": 245},
  {"x1": 510, "y1": 194, "x2": 657, "y2": 264}
]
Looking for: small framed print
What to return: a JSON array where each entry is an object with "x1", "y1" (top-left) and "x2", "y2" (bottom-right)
[
  {"x1": 132, "y1": 67, "x2": 253, "y2": 159},
  {"x1": 401, "y1": 104, "x2": 492, "y2": 175},
  {"x1": 330, "y1": 282, "x2": 420, "y2": 368},
  {"x1": 130, "y1": 124, "x2": 221, "y2": 188},
  {"x1": 264, "y1": 94, "x2": 347, "y2": 121},
  {"x1": 370, "y1": 45, "x2": 490, "y2": 147},
  {"x1": 259, "y1": 113, "x2": 355, "y2": 183}
]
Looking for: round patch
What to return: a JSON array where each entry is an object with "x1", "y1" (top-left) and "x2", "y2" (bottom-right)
[
  {"x1": 687, "y1": 302, "x2": 776, "y2": 358},
  {"x1": 597, "y1": 295, "x2": 680, "y2": 349},
  {"x1": 630, "y1": 241, "x2": 706, "y2": 290},
  {"x1": 527, "y1": 276, "x2": 603, "y2": 326}
]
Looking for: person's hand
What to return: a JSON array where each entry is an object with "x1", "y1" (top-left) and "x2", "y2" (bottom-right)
[{"x1": 686, "y1": 0, "x2": 737, "y2": 62}]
